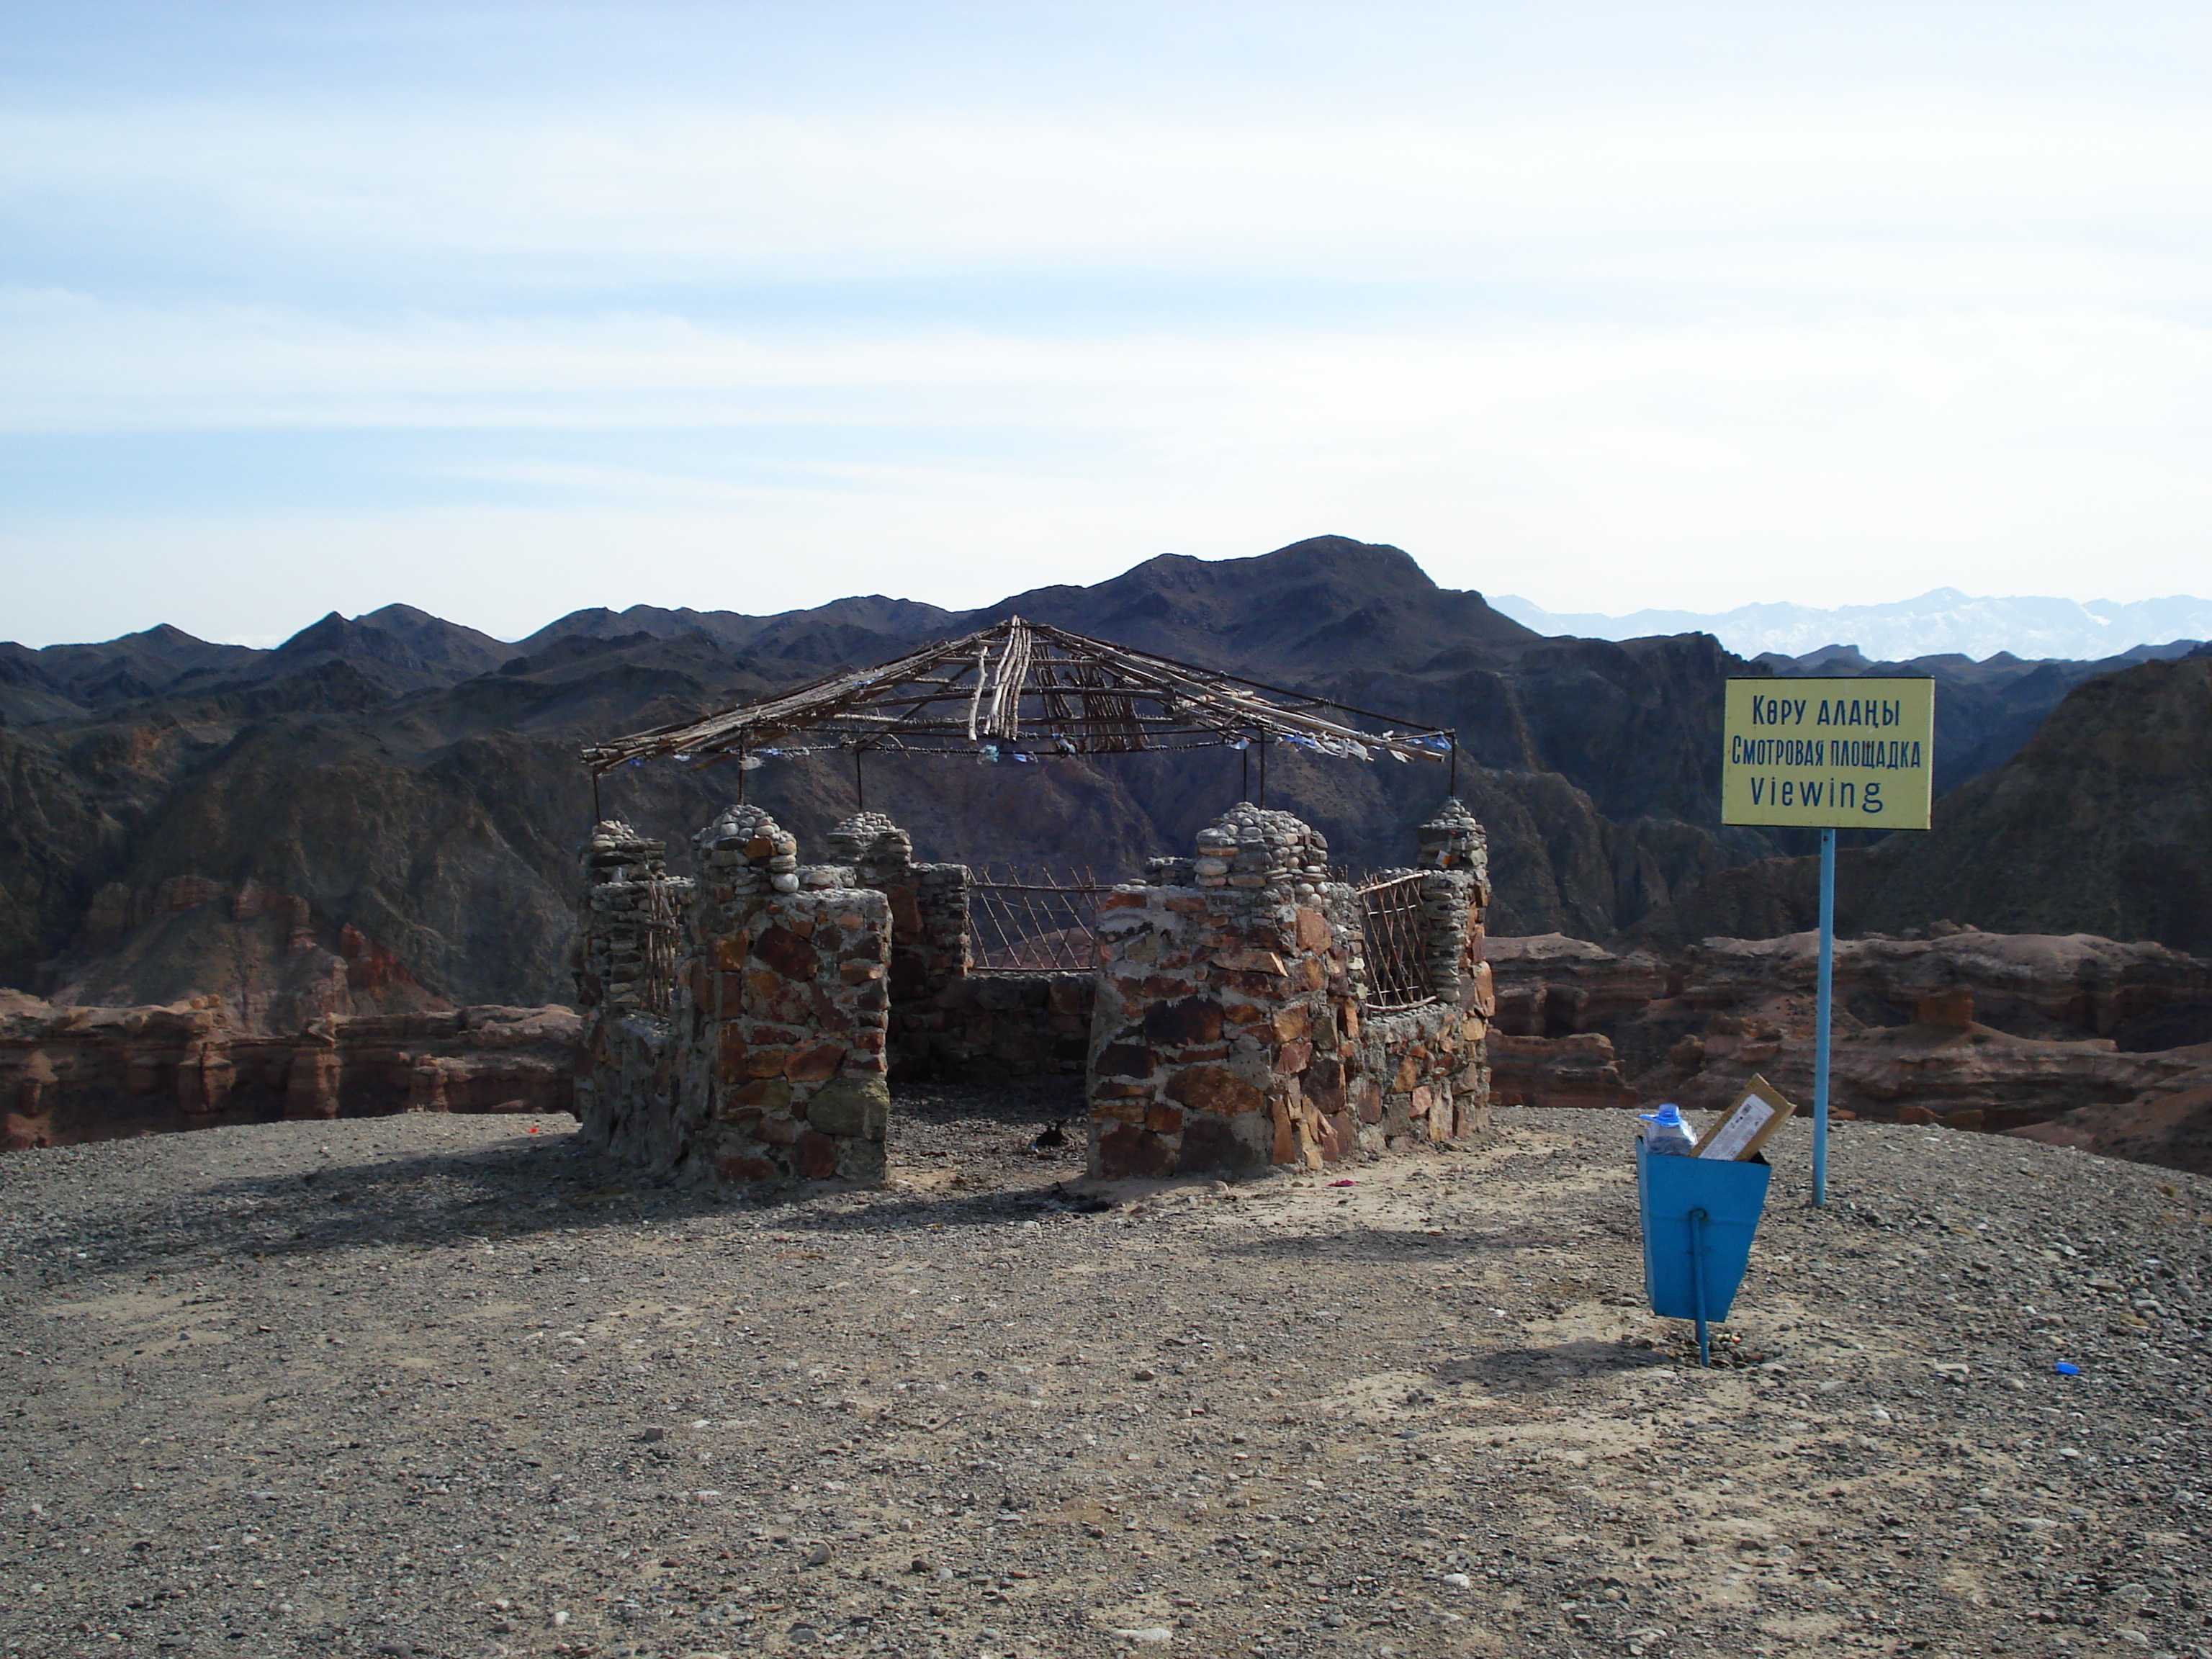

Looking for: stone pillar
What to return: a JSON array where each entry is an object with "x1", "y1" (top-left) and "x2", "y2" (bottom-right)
[
  {"x1": 1413, "y1": 797, "x2": 1493, "y2": 1136},
  {"x1": 824, "y1": 811, "x2": 976, "y2": 1080},
  {"x1": 688, "y1": 805, "x2": 892, "y2": 1187},
  {"x1": 825, "y1": 811, "x2": 912, "y2": 887},
  {"x1": 1088, "y1": 804, "x2": 1353, "y2": 1178},
  {"x1": 1088, "y1": 798, "x2": 1498, "y2": 1177},
  {"x1": 573, "y1": 819, "x2": 685, "y2": 1013}
]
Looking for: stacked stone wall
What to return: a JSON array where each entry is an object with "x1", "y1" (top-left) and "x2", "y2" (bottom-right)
[
  {"x1": 572, "y1": 822, "x2": 689, "y2": 1015},
  {"x1": 1087, "y1": 800, "x2": 1493, "y2": 1179},
  {"x1": 817, "y1": 812, "x2": 1088, "y2": 1083},
  {"x1": 575, "y1": 807, "x2": 892, "y2": 1191},
  {"x1": 572, "y1": 798, "x2": 1489, "y2": 1190},
  {"x1": 826, "y1": 815, "x2": 962, "y2": 1074},
  {"x1": 575, "y1": 1010, "x2": 675, "y2": 1170},
  {"x1": 1348, "y1": 797, "x2": 1496, "y2": 1142},
  {"x1": 910, "y1": 972, "x2": 1092, "y2": 1080}
]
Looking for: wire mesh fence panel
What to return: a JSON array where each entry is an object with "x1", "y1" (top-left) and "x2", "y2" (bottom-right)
[
  {"x1": 969, "y1": 866, "x2": 1105, "y2": 972},
  {"x1": 636, "y1": 881, "x2": 682, "y2": 1017},
  {"x1": 1357, "y1": 871, "x2": 1433, "y2": 1010}
]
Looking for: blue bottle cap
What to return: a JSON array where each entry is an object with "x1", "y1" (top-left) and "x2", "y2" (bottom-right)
[{"x1": 2053, "y1": 1362, "x2": 2080, "y2": 1376}]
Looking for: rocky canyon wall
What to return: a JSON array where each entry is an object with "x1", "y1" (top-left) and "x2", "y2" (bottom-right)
[
  {"x1": 0, "y1": 992, "x2": 577, "y2": 1151},
  {"x1": 1482, "y1": 927, "x2": 2212, "y2": 1175}
]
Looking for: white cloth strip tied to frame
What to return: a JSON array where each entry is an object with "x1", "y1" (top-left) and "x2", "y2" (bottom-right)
[
  {"x1": 1282, "y1": 732, "x2": 1372, "y2": 760},
  {"x1": 964, "y1": 641, "x2": 993, "y2": 742}
]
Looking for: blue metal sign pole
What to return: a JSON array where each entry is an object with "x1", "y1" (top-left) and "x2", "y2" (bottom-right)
[{"x1": 1813, "y1": 827, "x2": 1835, "y2": 1206}]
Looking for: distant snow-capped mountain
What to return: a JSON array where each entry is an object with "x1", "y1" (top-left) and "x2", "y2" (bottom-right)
[{"x1": 1489, "y1": 588, "x2": 2212, "y2": 662}]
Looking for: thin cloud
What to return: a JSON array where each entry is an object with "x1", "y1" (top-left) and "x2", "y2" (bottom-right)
[
  {"x1": 7, "y1": 98, "x2": 2212, "y2": 291},
  {"x1": 6, "y1": 3, "x2": 2212, "y2": 643}
]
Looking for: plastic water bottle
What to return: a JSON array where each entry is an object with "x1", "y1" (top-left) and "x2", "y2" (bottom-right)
[{"x1": 1638, "y1": 1103, "x2": 1696, "y2": 1156}]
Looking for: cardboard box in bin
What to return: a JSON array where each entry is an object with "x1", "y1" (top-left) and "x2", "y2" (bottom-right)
[{"x1": 1693, "y1": 1073, "x2": 1793, "y2": 1161}]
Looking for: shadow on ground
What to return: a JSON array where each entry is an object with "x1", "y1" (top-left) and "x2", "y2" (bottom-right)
[
  {"x1": 12, "y1": 1082, "x2": 1110, "y2": 1281},
  {"x1": 1426, "y1": 1338, "x2": 1683, "y2": 1394}
]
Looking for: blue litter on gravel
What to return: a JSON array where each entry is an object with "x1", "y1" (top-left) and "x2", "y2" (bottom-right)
[{"x1": 2053, "y1": 1362, "x2": 2081, "y2": 1376}]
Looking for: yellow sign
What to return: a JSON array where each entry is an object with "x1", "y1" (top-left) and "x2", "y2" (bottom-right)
[{"x1": 1721, "y1": 677, "x2": 1936, "y2": 830}]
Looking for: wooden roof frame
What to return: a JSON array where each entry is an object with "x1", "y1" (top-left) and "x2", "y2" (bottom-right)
[{"x1": 580, "y1": 615, "x2": 1455, "y2": 774}]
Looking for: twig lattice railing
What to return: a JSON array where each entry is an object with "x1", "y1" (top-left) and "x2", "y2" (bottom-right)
[
  {"x1": 1357, "y1": 872, "x2": 1434, "y2": 1011},
  {"x1": 969, "y1": 867, "x2": 1105, "y2": 972},
  {"x1": 636, "y1": 881, "x2": 681, "y2": 1017}
]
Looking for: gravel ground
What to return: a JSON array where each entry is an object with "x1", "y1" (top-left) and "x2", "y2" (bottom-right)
[{"x1": 2, "y1": 1093, "x2": 2210, "y2": 1659}]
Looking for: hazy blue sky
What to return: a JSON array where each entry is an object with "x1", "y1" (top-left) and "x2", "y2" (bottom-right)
[{"x1": 6, "y1": 2, "x2": 2211, "y2": 645}]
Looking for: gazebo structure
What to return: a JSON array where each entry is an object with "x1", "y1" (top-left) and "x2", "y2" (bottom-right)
[{"x1": 570, "y1": 619, "x2": 1495, "y2": 1190}]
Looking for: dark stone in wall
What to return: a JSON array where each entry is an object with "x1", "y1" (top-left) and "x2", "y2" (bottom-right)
[
  {"x1": 1143, "y1": 998, "x2": 1223, "y2": 1047},
  {"x1": 752, "y1": 926, "x2": 819, "y2": 981},
  {"x1": 1097, "y1": 1123, "x2": 1175, "y2": 1178}
]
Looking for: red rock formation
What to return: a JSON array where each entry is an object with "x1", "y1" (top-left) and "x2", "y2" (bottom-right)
[
  {"x1": 1486, "y1": 1032, "x2": 1637, "y2": 1110},
  {"x1": 1488, "y1": 934, "x2": 1673, "y2": 1037},
  {"x1": 2013, "y1": 1077, "x2": 2212, "y2": 1177},
  {"x1": 1674, "y1": 930, "x2": 2212, "y2": 1045},
  {"x1": 42, "y1": 876, "x2": 449, "y2": 1038},
  {"x1": 1650, "y1": 999, "x2": 2207, "y2": 1135},
  {"x1": 1480, "y1": 930, "x2": 2212, "y2": 1164},
  {"x1": 0, "y1": 991, "x2": 576, "y2": 1151}
]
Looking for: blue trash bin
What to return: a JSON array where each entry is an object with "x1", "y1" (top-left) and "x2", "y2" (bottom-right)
[{"x1": 1637, "y1": 1139, "x2": 1773, "y2": 1366}]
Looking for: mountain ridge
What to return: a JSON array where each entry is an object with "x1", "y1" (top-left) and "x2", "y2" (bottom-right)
[
  {"x1": 1495, "y1": 587, "x2": 2212, "y2": 664},
  {"x1": 2, "y1": 534, "x2": 2199, "y2": 1015}
]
